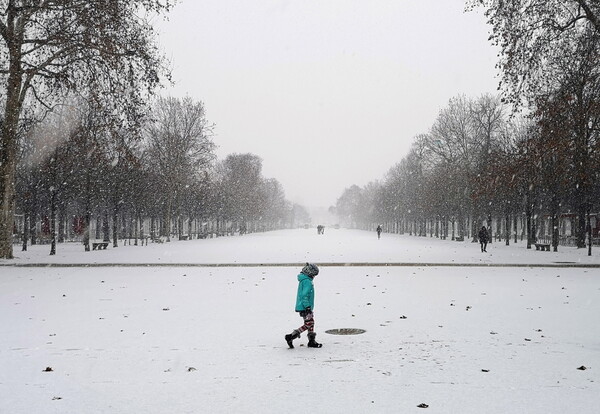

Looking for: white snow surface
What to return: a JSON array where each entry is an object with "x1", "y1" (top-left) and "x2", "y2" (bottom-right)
[{"x1": 1, "y1": 228, "x2": 599, "y2": 413}]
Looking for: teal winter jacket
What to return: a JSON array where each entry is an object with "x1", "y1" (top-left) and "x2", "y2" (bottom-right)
[{"x1": 295, "y1": 273, "x2": 315, "y2": 312}]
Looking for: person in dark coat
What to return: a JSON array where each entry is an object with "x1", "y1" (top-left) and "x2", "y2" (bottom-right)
[
  {"x1": 376, "y1": 225, "x2": 382, "y2": 239},
  {"x1": 478, "y1": 226, "x2": 489, "y2": 252}
]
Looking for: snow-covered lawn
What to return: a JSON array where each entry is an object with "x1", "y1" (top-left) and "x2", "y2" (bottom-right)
[{"x1": 1, "y1": 229, "x2": 599, "y2": 413}]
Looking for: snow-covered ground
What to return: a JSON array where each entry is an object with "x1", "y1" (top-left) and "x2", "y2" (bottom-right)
[
  {"x1": 1, "y1": 228, "x2": 599, "y2": 413},
  {"x1": 3, "y1": 227, "x2": 599, "y2": 265}
]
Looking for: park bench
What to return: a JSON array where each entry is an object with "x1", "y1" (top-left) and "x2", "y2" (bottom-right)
[
  {"x1": 534, "y1": 243, "x2": 551, "y2": 251},
  {"x1": 180, "y1": 235, "x2": 189, "y2": 241},
  {"x1": 92, "y1": 242, "x2": 109, "y2": 250},
  {"x1": 454, "y1": 236, "x2": 464, "y2": 242}
]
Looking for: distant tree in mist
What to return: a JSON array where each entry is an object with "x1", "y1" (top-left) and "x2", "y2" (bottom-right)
[
  {"x1": 334, "y1": 183, "x2": 381, "y2": 229},
  {"x1": 290, "y1": 203, "x2": 311, "y2": 227},
  {"x1": 213, "y1": 153, "x2": 290, "y2": 232}
]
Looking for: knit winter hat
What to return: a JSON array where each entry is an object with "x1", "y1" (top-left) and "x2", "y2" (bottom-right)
[{"x1": 301, "y1": 263, "x2": 319, "y2": 277}]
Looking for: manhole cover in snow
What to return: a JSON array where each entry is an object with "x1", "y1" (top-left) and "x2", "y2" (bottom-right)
[{"x1": 325, "y1": 328, "x2": 366, "y2": 335}]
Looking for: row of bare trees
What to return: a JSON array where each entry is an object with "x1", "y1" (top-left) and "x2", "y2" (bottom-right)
[
  {"x1": 1, "y1": 1, "x2": 175, "y2": 258},
  {"x1": 334, "y1": 1, "x2": 600, "y2": 255},
  {"x1": 14, "y1": 96, "x2": 302, "y2": 255},
  {"x1": 334, "y1": 90, "x2": 599, "y2": 253},
  {"x1": 1, "y1": 2, "x2": 309, "y2": 258}
]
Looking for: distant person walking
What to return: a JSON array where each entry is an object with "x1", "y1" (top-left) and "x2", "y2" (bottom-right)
[
  {"x1": 285, "y1": 263, "x2": 322, "y2": 349},
  {"x1": 376, "y1": 225, "x2": 382, "y2": 239},
  {"x1": 478, "y1": 226, "x2": 489, "y2": 252}
]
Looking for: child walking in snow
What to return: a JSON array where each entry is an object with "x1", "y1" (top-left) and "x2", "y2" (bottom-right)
[{"x1": 285, "y1": 263, "x2": 322, "y2": 348}]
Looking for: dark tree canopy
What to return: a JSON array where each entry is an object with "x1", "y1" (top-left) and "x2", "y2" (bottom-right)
[{"x1": 467, "y1": 0, "x2": 600, "y2": 106}]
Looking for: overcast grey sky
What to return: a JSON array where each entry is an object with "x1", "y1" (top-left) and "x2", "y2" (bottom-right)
[{"x1": 155, "y1": 0, "x2": 499, "y2": 209}]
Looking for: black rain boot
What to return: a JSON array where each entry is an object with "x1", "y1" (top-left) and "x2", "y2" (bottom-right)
[
  {"x1": 285, "y1": 330, "x2": 300, "y2": 349},
  {"x1": 307, "y1": 332, "x2": 322, "y2": 348}
]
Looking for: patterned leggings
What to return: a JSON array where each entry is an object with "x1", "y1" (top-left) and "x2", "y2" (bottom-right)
[{"x1": 298, "y1": 311, "x2": 315, "y2": 333}]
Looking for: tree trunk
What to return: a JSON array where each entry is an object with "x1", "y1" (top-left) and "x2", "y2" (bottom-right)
[
  {"x1": 531, "y1": 208, "x2": 537, "y2": 245},
  {"x1": 102, "y1": 212, "x2": 110, "y2": 242},
  {"x1": 49, "y1": 191, "x2": 57, "y2": 256},
  {"x1": 573, "y1": 130, "x2": 589, "y2": 248},
  {"x1": 58, "y1": 205, "x2": 65, "y2": 243},
  {"x1": 30, "y1": 200, "x2": 37, "y2": 245},
  {"x1": 22, "y1": 213, "x2": 28, "y2": 251},
  {"x1": 443, "y1": 217, "x2": 448, "y2": 239},
  {"x1": 83, "y1": 170, "x2": 91, "y2": 251},
  {"x1": 526, "y1": 211, "x2": 532, "y2": 249},
  {"x1": 576, "y1": 204, "x2": 587, "y2": 248},
  {"x1": 550, "y1": 193, "x2": 559, "y2": 252},
  {"x1": 49, "y1": 151, "x2": 59, "y2": 256},
  {"x1": 165, "y1": 197, "x2": 172, "y2": 242},
  {"x1": 505, "y1": 210, "x2": 510, "y2": 246},
  {"x1": 112, "y1": 205, "x2": 118, "y2": 248},
  {"x1": 513, "y1": 212, "x2": 518, "y2": 244},
  {"x1": 83, "y1": 211, "x2": 91, "y2": 252},
  {"x1": 0, "y1": 61, "x2": 23, "y2": 259},
  {"x1": 134, "y1": 214, "x2": 139, "y2": 246},
  {"x1": 526, "y1": 192, "x2": 533, "y2": 249},
  {"x1": 551, "y1": 213, "x2": 559, "y2": 252},
  {"x1": 587, "y1": 209, "x2": 592, "y2": 256}
]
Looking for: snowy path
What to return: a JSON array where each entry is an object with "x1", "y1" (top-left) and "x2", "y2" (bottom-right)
[
  {"x1": 1, "y1": 229, "x2": 599, "y2": 413},
  {"x1": 2, "y1": 228, "x2": 599, "y2": 266}
]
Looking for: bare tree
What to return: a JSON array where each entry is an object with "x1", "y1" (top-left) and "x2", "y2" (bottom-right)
[
  {"x1": 470, "y1": 94, "x2": 506, "y2": 240},
  {"x1": 216, "y1": 153, "x2": 265, "y2": 232},
  {"x1": 428, "y1": 96, "x2": 481, "y2": 239},
  {"x1": 259, "y1": 178, "x2": 289, "y2": 230},
  {"x1": 0, "y1": 1, "x2": 173, "y2": 258},
  {"x1": 145, "y1": 96, "x2": 215, "y2": 241}
]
